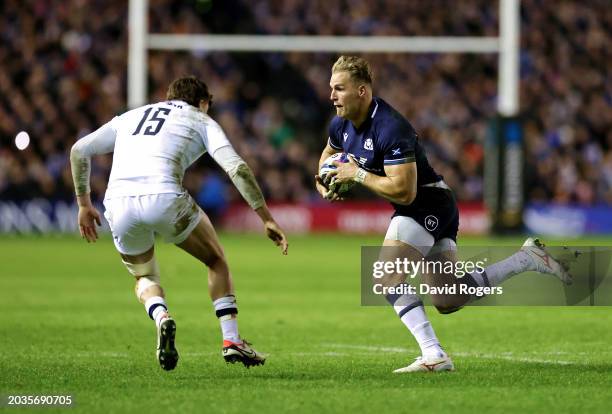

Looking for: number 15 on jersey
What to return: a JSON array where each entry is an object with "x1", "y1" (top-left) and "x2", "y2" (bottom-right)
[{"x1": 133, "y1": 107, "x2": 171, "y2": 136}]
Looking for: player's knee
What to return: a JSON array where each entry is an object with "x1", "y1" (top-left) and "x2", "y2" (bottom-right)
[
  {"x1": 123, "y1": 257, "x2": 161, "y2": 301},
  {"x1": 435, "y1": 304, "x2": 463, "y2": 315},
  {"x1": 204, "y1": 249, "x2": 228, "y2": 273},
  {"x1": 431, "y1": 295, "x2": 464, "y2": 315},
  {"x1": 134, "y1": 277, "x2": 164, "y2": 301}
]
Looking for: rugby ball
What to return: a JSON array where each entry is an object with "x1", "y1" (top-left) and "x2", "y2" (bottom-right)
[{"x1": 319, "y1": 153, "x2": 355, "y2": 195}]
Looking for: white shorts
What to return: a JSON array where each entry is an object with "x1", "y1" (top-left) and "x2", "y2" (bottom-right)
[
  {"x1": 103, "y1": 192, "x2": 202, "y2": 255},
  {"x1": 384, "y1": 216, "x2": 455, "y2": 257}
]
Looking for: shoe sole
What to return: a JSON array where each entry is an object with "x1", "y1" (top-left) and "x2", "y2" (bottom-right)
[
  {"x1": 223, "y1": 350, "x2": 266, "y2": 368},
  {"x1": 158, "y1": 319, "x2": 178, "y2": 371}
]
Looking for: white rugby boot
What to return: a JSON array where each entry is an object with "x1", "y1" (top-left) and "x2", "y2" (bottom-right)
[
  {"x1": 222, "y1": 339, "x2": 266, "y2": 368},
  {"x1": 520, "y1": 237, "x2": 580, "y2": 285}
]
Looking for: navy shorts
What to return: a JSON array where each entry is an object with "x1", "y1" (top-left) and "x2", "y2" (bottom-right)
[{"x1": 392, "y1": 186, "x2": 459, "y2": 242}]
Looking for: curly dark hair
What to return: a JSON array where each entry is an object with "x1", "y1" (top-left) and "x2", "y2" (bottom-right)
[{"x1": 166, "y1": 76, "x2": 213, "y2": 107}]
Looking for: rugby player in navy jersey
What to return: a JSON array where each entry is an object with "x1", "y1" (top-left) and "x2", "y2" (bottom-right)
[{"x1": 316, "y1": 56, "x2": 577, "y2": 373}]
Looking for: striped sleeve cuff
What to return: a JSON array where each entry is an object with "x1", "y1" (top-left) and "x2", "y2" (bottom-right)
[
  {"x1": 384, "y1": 155, "x2": 415, "y2": 165},
  {"x1": 328, "y1": 137, "x2": 343, "y2": 150}
]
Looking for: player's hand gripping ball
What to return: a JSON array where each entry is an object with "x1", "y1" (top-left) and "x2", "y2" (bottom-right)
[{"x1": 319, "y1": 153, "x2": 356, "y2": 195}]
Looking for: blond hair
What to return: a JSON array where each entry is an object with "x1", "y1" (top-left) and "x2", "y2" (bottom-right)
[{"x1": 332, "y1": 55, "x2": 373, "y2": 85}]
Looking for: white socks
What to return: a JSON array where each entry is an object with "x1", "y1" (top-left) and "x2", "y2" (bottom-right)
[
  {"x1": 478, "y1": 250, "x2": 533, "y2": 287},
  {"x1": 219, "y1": 315, "x2": 240, "y2": 343},
  {"x1": 144, "y1": 296, "x2": 169, "y2": 329},
  {"x1": 213, "y1": 295, "x2": 240, "y2": 343},
  {"x1": 399, "y1": 306, "x2": 446, "y2": 358}
]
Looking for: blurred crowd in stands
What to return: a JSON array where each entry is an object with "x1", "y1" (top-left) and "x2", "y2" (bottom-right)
[{"x1": 0, "y1": 0, "x2": 610, "y2": 215}]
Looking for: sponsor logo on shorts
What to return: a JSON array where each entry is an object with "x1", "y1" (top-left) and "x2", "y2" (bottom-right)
[
  {"x1": 364, "y1": 138, "x2": 373, "y2": 150},
  {"x1": 424, "y1": 215, "x2": 438, "y2": 231}
]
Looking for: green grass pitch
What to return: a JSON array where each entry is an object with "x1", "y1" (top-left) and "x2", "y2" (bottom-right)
[{"x1": 1, "y1": 233, "x2": 611, "y2": 413}]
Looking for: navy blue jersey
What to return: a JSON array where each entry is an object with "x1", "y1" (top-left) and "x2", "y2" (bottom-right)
[
  {"x1": 328, "y1": 97, "x2": 442, "y2": 187},
  {"x1": 327, "y1": 97, "x2": 456, "y2": 238}
]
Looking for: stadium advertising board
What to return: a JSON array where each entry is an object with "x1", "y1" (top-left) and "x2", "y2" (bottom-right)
[{"x1": 2, "y1": 200, "x2": 612, "y2": 236}]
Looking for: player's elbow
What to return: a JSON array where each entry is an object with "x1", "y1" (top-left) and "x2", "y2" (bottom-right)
[
  {"x1": 70, "y1": 142, "x2": 84, "y2": 161},
  {"x1": 227, "y1": 160, "x2": 249, "y2": 180},
  {"x1": 394, "y1": 188, "x2": 416, "y2": 206}
]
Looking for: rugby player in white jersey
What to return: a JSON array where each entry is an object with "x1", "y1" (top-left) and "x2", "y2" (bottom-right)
[{"x1": 70, "y1": 76, "x2": 288, "y2": 370}]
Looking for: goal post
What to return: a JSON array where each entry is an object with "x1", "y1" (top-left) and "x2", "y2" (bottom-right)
[
  {"x1": 128, "y1": 0, "x2": 522, "y2": 232},
  {"x1": 129, "y1": 0, "x2": 519, "y2": 113}
]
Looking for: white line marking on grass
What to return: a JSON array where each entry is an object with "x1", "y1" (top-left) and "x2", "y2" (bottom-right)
[
  {"x1": 292, "y1": 352, "x2": 349, "y2": 357},
  {"x1": 453, "y1": 352, "x2": 573, "y2": 365},
  {"x1": 75, "y1": 352, "x2": 129, "y2": 358},
  {"x1": 73, "y1": 345, "x2": 584, "y2": 365},
  {"x1": 182, "y1": 352, "x2": 216, "y2": 357},
  {"x1": 325, "y1": 343, "x2": 409, "y2": 353},
  {"x1": 325, "y1": 343, "x2": 576, "y2": 365}
]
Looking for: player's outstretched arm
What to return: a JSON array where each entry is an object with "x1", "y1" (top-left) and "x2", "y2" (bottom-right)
[
  {"x1": 212, "y1": 146, "x2": 289, "y2": 255},
  {"x1": 70, "y1": 122, "x2": 117, "y2": 242}
]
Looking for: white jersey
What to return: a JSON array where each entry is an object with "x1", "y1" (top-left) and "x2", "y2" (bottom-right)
[{"x1": 105, "y1": 100, "x2": 230, "y2": 198}]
